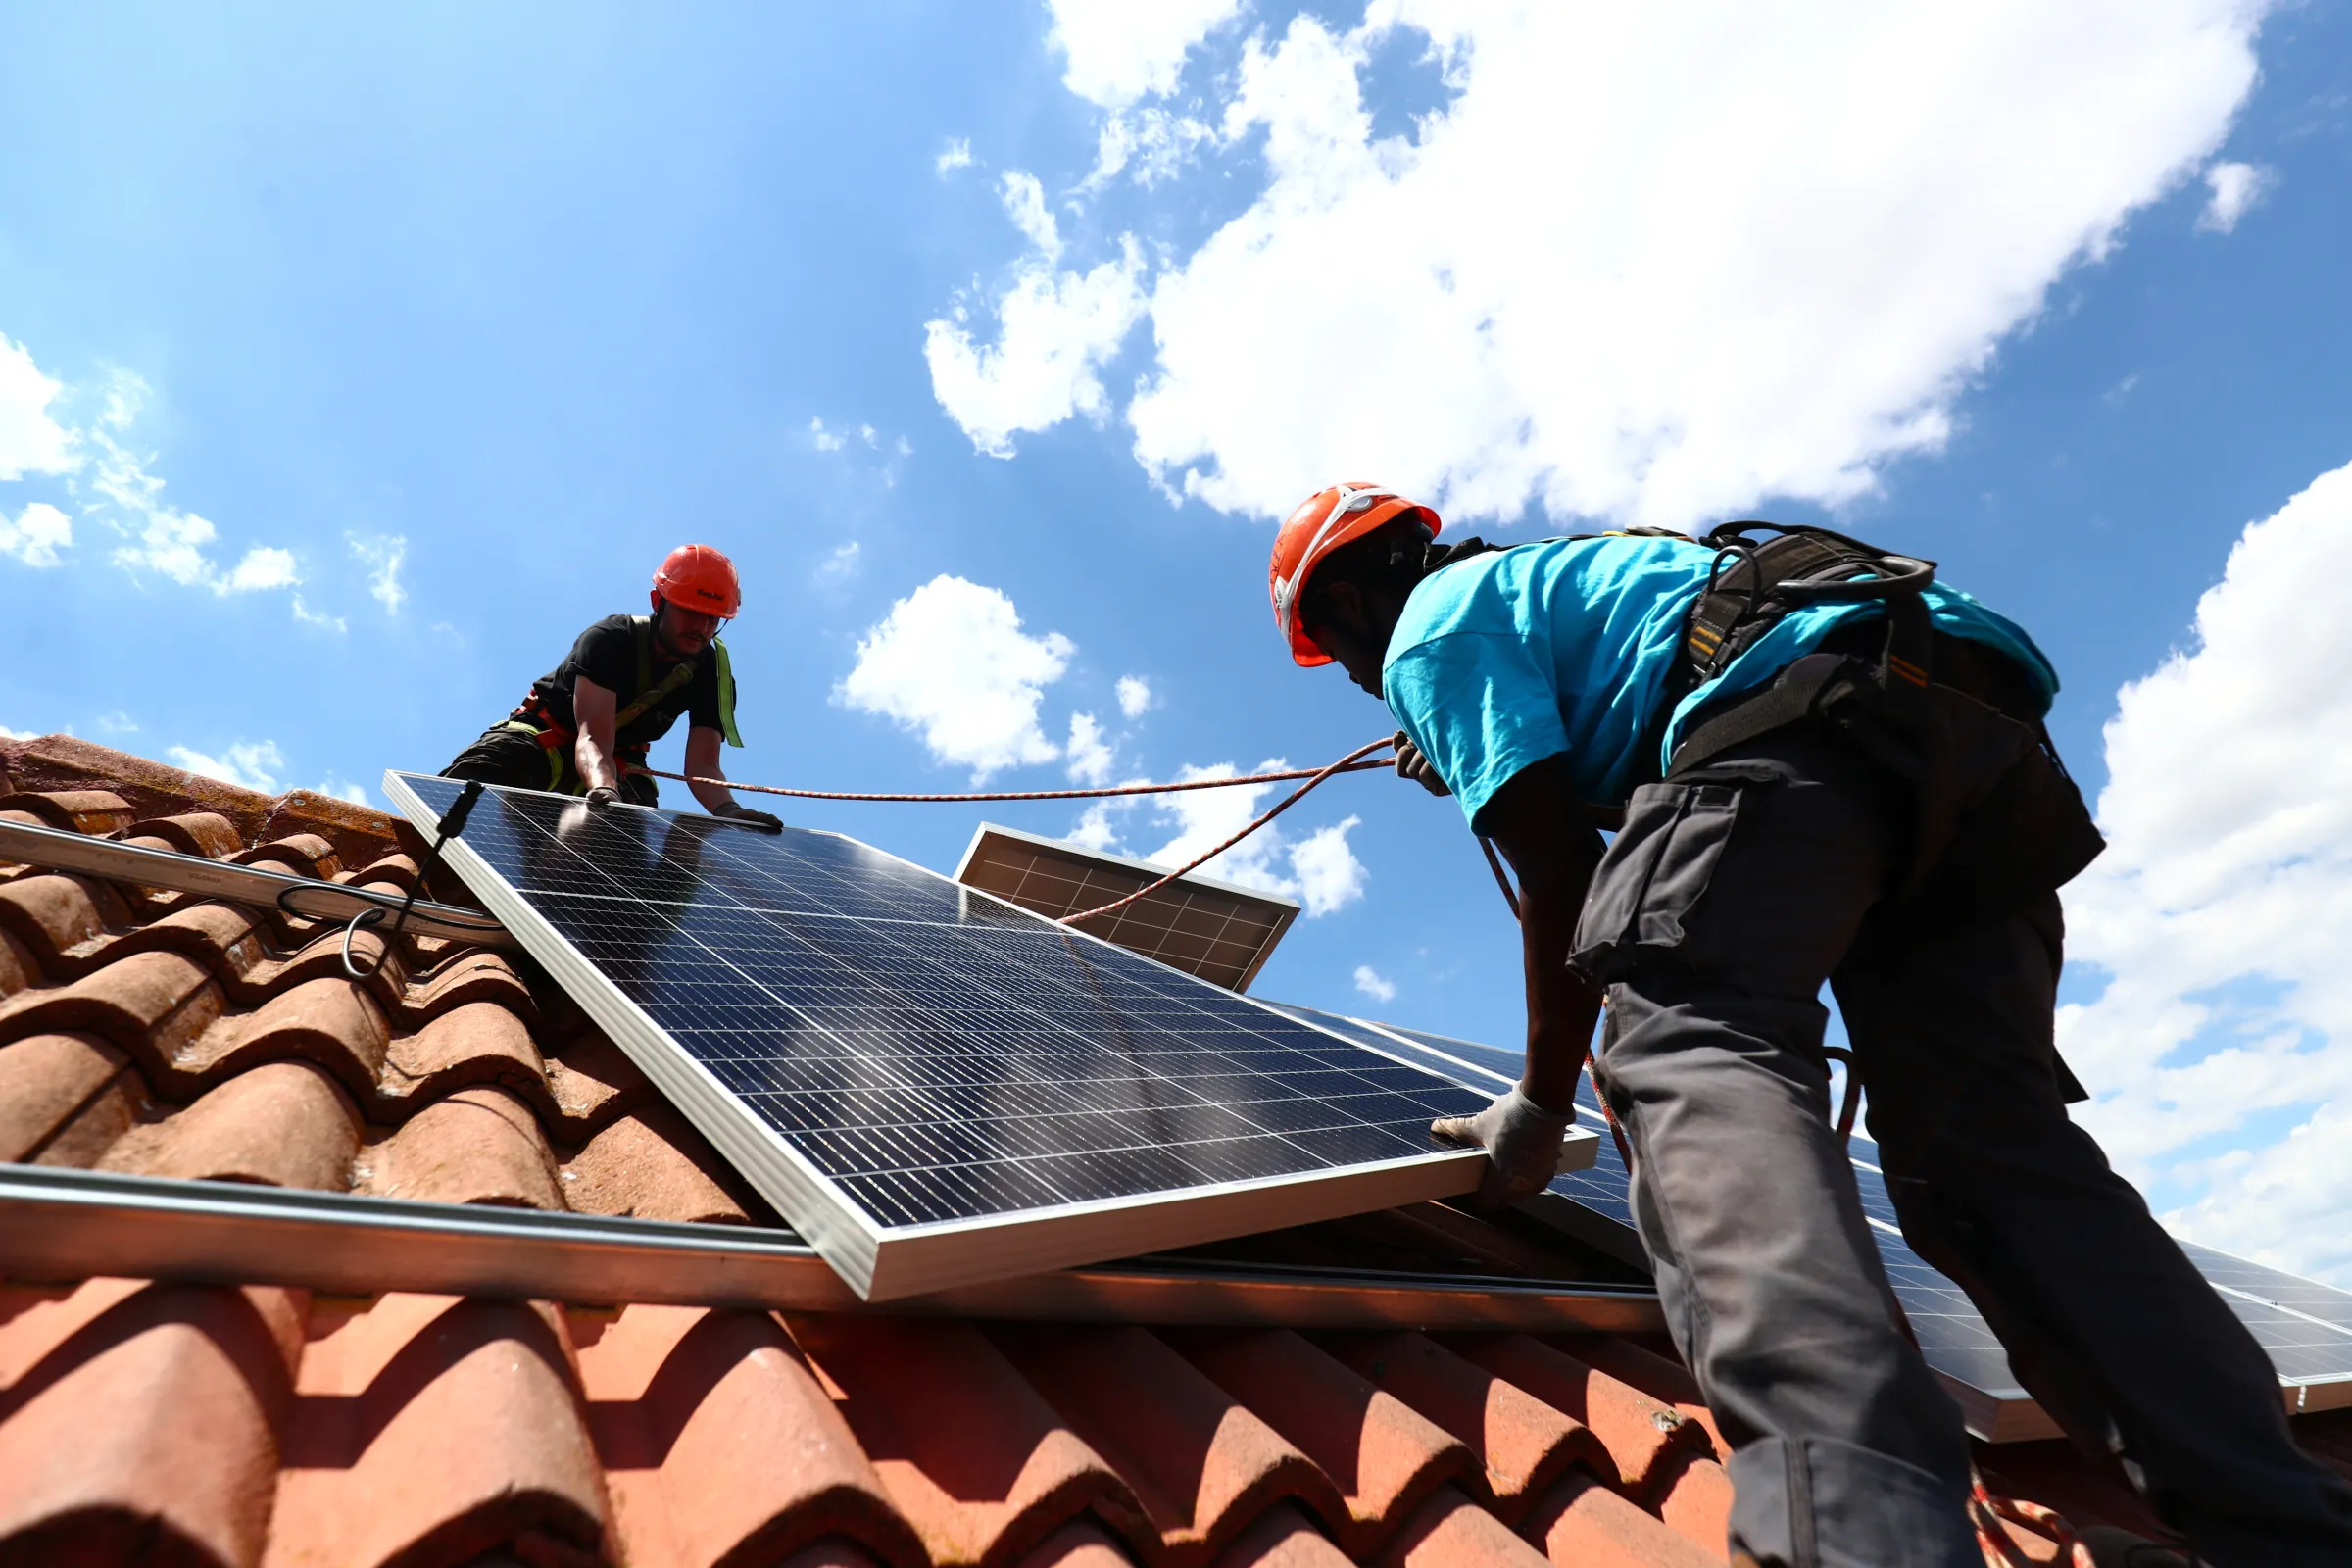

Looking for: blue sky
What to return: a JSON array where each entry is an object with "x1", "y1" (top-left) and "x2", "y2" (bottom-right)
[{"x1": 5, "y1": 3, "x2": 2352, "y2": 1277}]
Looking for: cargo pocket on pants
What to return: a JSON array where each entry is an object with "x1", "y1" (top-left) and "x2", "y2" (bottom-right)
[{"x1": 1570, "y1": 780, "x2": 1747, "y2": 983}]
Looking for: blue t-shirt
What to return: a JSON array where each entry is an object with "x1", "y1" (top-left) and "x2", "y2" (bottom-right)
[{"x1": 1381, "y1": 535, "x2": 2059, "y2": 827}]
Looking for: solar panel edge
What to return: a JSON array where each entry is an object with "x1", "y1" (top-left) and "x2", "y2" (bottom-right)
[
  {"x1": 385, "y1": 774, "x2": 1510, "y2": 1302},
  {"x1": 383, "y1": 772, "x2": 891, "y2": 1292}
]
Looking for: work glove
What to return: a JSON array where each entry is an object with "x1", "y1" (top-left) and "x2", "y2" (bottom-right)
[
  {"x1": 583, "y1": 785, "x2": 621, "y2": 809},
  {"x1": 713, "y1": 800, "x2": 784, "y2": 832},
  {"x1": 1393, "y1": 730, "x2": 1451, "y2": 797},
  {"x1": 1432, "y1": 1086, "x2": 1572, "y2": 1207}
]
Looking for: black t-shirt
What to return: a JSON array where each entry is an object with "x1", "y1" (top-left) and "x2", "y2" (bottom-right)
[{"x1": 523, "y1": 614, "x2": 725, "y2": 750}]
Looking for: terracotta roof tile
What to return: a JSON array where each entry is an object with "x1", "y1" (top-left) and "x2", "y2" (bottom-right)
[
  {"x1": 994, "y1": 1323, "x2": 1346, "y2": 1566},
  {"x1": 3, "y1": 737, "x2": 2335, "y2": 1568},
  {"x1": 562, "y1": 1103, "x2": 755, "y2": 1224},
  {"x1": 0, "y1": 1282, "x2": 299, "y2": 1568},
  {"x1": 1211, "y1": 1503, "x2": 1355, "y2": 1568},
  {"x1": 788, "y1": 1313, "x2": 1150, "y2": 1568},
  {"x1": 577, "y1": 1302, "x2": 924, "y2": 1568},
  {"x1": 0, "y1": 1030, "x2": 129, "y2": 1162},
  {"x1": 1443, "y1": 1336, "x2": 1712, "y2": 1499},
  {"x1": 1320, "y1": 1333, "x2": 1609, "y2": 1527},
  {"x1": 269, "y1": 1293, "x2": 606, "y2": 1568},
  {"x1": 99, "y1": 1058, "x2": 361, "y2": 1191},
  {"x1": 1172, "y1": 1329, "x2": 1480, "y2": 1554},
  {"x1": 1519, "y1": 1469, "x2": 1723, "y2": 1568},
  {"x1": 1375, "y1": 1485, "x2": 1549, "y2": 1568},
  {"x1": 357, "y1": 1083, "x2": 565, "y2": 1209}
]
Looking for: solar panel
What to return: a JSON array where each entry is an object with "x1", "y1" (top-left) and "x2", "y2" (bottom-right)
[
  {"x1": 383, "y1": 774, "x2": 1595, "y2": 1300},
  {"x1": 1267, "y1": 1004, "x2": 2352, "y2": 1435},
  {"x1": 954, "y1": 822, "x2": 1298, "y2": 991}
]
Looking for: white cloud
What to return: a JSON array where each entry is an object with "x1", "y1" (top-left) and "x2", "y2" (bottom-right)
[
  {"x1": 1067, "y1": 798, "x2": 1133, "y2": 852},
  {"x1": 1047, "y1": 0, "x2": 1244, "y2": 109},
  {"x1": 0, "y1": 501, "x2": 74, "y2": 568},
  {"x1": 349, "y1": 532, "x2": 408, "y2": 613},
  {"x1": 87, "y1": 371, "x2": 316, "y2": 612},
  {"x1": 2196, "y1": 159, "x2": 2274, "y2": 234},
  {"x1": 0, "y1": 722, "x2": 33, "y2": 741},
  {"x1": 815, "y1": 540, "x2": 861, "y2": 587},
  {"x1": 169, "y1": 740, "x2": 285, "y2": 794},
  {"x1": 835, "y1": 574, "x2": 1075, "y2": 780},
  {"x1": 1081, "y1": 107, "x2": 1218, "y2": 194},
  {"x1": 1353, "y1": 964, "x2": 1397, "y2": 1004},
  {"x1": 291, "y1": 594, "x2": 347, "y2": 633},
  {"x1": 988, "y1": 5, "x2": 2263, "y2": 529},
  {"x1": 2059, "y1": 458, "x2": 2352, "y2": 1284},
  {"x1": 936, "y1": 137, "x2": 975, "y2": 176},
  {"x1": 315, "y1": 776, "x2": 369, "y2": 806},
  {"x1": 1143, "y1": 760, "x2": 1368, "y2": 915},
  {"x1": 1115, "y1": 674, "x2": 1154, "y2": 718},
  {"x1": 95, "y1": 710, "x2": 137, "y2": 736},
  {"x1": 1065, "y1": 710, "x2": 1115, "y2": 785},
  {"x1": 924, "y1": 172, "x2": 1148, "y2": 458},
  {"x1": 0, "y1": 334, "x2": 79, "y2": 481},
  {"x1": 809, "y1": 416, "x2": 849, "y2": 453}
]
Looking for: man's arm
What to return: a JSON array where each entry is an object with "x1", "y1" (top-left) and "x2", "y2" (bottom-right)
[
  {"x1": 1430, "y1": 753, "x2": 1607, "y2": 1204},
  {"x1": 685, "y1": 726, "x2": 781, "y2": 828},
  {"x1": 572, "y1": 676, "x2": 625, "y2": 800}
]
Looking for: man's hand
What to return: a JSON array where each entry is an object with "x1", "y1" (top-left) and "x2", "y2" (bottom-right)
[
  {"x1": 1432, "y1": 1085, "x2": 1573, "y2": 1206},
  {"x1": 1394, "y1": 729, "x2": 1451, "y2": 796},
  {"x1": 712, "y1": 800, "x2": 783, "y2": 832},
  {"x1": 583, "y1": 785, "x2": 621, "y2": 809}
]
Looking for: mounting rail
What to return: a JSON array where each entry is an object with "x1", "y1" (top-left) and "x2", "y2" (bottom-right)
[
  {"x1": 0, "y1": 814, "x2": 516, "y2": 951},
  {"x1": 0, "y1": 1164, "x2": 1664, "y2": 1334}
]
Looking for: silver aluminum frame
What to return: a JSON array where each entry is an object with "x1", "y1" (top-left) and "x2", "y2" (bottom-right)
[
  {"x1": 0, "y1": 813, "x2": 517, "y2": 951},
  {"x1": 383, "y1": 772, "x2": 1597, "y2": 1303},
  {"x1": 0, "y1": 1165, "x2": 1663, "y2": 1335}
]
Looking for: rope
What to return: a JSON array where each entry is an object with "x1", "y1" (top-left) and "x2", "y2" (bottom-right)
[
  {"x1": 626, "y1": 756, "x2": 1392, "y2": 803},
  {"x1": 1058, "y1": 738, "x2": 1397, "y2": 926}
]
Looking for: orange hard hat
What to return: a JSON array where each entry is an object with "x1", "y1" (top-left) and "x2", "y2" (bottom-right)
[
  {"x1": 652, "y1": 544, "x2": 742, "y2": 619},
  {"x1": 1269, "y1": 482, "x2": 1441, "y2": 666}
]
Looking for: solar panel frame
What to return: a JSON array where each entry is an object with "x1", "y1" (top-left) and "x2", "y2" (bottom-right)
[{"x1": 384, "y1": 773, "x2": 1596, "y2": 1300}]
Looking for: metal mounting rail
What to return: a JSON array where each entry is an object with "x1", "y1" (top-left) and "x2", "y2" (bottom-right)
[
  {"x1": 0, "y1": 815, "x2": 516, "y2": 951},
  {"x1": 0, "y1": 1165, "x2": 1664, "y2": 1333}
]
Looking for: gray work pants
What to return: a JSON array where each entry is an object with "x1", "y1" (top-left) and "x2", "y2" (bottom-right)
[{"x1": 1572, "y1": 707, "x2": 2352, "y2": 1567}]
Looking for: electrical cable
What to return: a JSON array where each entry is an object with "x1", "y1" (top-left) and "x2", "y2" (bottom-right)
[
  {"x1": 334, "y1": 779, "x2": 487, "y2": 979},
  {"x1": 627, "y1": 755, "x2": 1393, "y2": 804}
]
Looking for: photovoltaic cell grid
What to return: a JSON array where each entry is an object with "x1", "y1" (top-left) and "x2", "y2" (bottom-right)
[
  {"x1": 1262, "y1": 1004, "x2": 2352, "y2": 1426},
  {"x1": 393, "y1": 775, "x2": 1486, "y2": 1239}
]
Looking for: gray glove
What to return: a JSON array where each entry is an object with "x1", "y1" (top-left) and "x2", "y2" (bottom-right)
[
  {"x1": 713, "y1": 800, "x2": 783, "y2": 832},
  {"x1": 1393, "y1": 730, "x2": 1451, "y2": 797},
  {"x1": 583, "y1": 785, "x2": 621, "y2": 809},
  {"x1": 1432, "y1": 1086, "x2": 1572, "y2": 1206}
]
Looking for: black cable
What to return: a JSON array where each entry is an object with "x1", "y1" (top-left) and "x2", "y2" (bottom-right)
[{"x1": 340, "y1": 780, "x2": 487, "y2": 980}]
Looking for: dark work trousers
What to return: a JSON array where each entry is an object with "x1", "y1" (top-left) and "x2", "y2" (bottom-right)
[
  {"x1": 1571, "y1": 708, "x2": 2352, "y2": 1567},
  {"x1": 442, "y1": 726, "x2": 660, "y2": 806}
]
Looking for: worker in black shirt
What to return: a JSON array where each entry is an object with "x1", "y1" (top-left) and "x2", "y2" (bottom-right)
[{"x1": 442, "y1": 544, "x2": 781, "y2": 828}]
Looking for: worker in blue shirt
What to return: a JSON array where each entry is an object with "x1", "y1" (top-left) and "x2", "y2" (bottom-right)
[{"x1": 1270, "y1": 482, "x2": 2352, "y2": 1568}]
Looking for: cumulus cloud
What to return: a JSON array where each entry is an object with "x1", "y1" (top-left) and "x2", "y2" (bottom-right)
[
  {"x1": 2196, "y1": 159, "x2": 2274, "y2": 233},
  {"x1": 1081, "y1": 107, "x2": 1218, "y2": 194},
  {"x1": 0, "y1": 501, "x2": 74, "y2": 568},
  {"x1": 923, "y1": 172, "x2": 1148, "y2": 458},
  {"x1": 2059, "y1": 459, "x2": 2352, "y2": 1284},
  {"x1": 169, "y1": 739, "x2": 286, "y2": 794},
  {"x1": 349, "y1": 533, "x2": 407, "y2": 613},
  {"x1": 1354, "y1": 964, "x2": 1397, "y2": 1004},
  {"x1": 0, "y1": 334, "x2": 78, "y2": 480},
  {"x1": 1047, "y1": 0, "x2": 1243, "y2": 108},
  {"x1": 1116, "y1": 674, "x2": 1154, "y2": 718},
  {"x1": 86, "y1": 373, "x2": 320, "y2": 615},
  {"x1": 1065, "y1": 710, "x2": 1115, "y2": 785},
  {"x1": 836, "y1": 574, "x2": 1075, "y2": 780},
  {"x1": 0, "y1": 722, "x2": 33, "y2": 741},
  {"x1": 956, "y1": 5, "x2": 2264, "y2": 530},
  {"x1": 315, "y1": 776, "x2": 369, "y2": 805},
  {"x1": 1141, "y1": 760, "x2": 1369, "y2": 916},
  {"x1": 936, "y1": 137, "x2": 975, "y2": 176}
]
